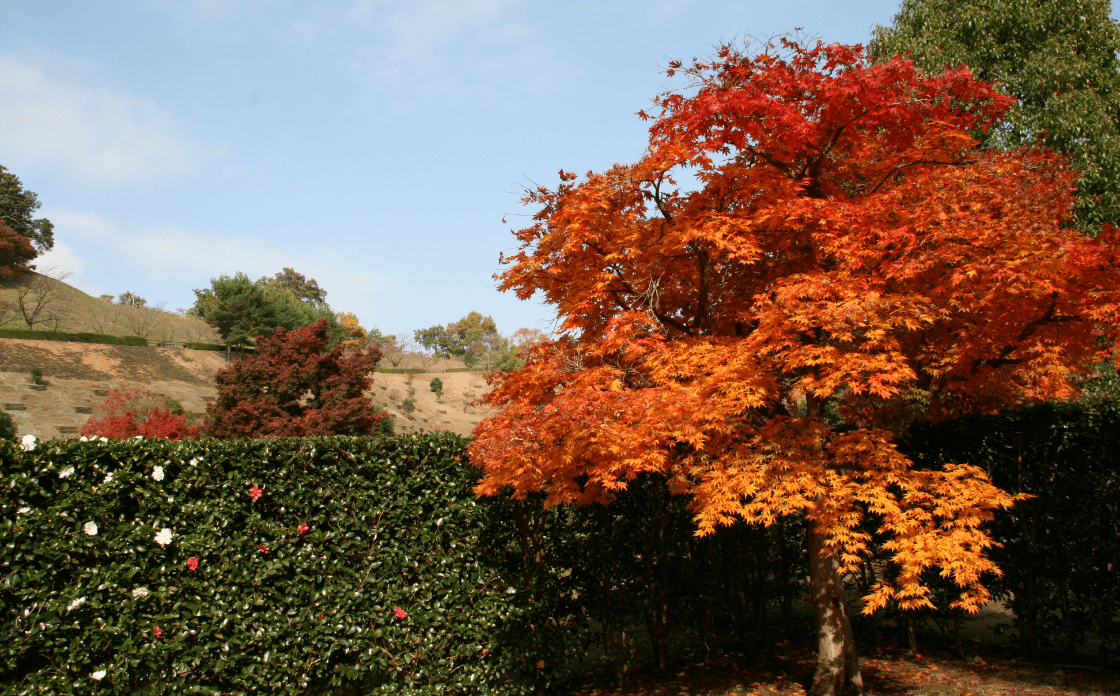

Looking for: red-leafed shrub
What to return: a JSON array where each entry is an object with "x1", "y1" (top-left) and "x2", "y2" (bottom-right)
[
  {"x1": 204, "y1": 319, "x2": 385, "y2": 438},
  {"x1": 80, "y1": 388, "x2": 200, "y2": 440}
]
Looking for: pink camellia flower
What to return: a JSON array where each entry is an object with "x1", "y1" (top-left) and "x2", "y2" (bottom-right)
[
  {"x1": 186, "y1": 557, "x2": 199, "y2": 571},
  {"x1": 298, "y1": 523, "x2": 309, "y2": 535},
  {"x1": 152, "y1": 626, "x2": 163, "y2": 639},
  {"x1": 258, "y1": 543, "x2": 269, "y2": 554},
  {"x1": 249, "y1": 486, "x2": 262, "y2": 501},
  {"x1": 394, "y1": 607, "x2": 407, "y2": 620}
]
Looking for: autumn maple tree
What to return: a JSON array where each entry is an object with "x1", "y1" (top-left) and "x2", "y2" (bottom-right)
[
  {"x1": 469, "y1": 41, "x2": 1120, "y2": 696},
  {"x1": 205, "y1": 318, "x2": 385, "y2": 438},
  {"x1": 80, "y1": 389, "x2": 200, "y2": 440}
]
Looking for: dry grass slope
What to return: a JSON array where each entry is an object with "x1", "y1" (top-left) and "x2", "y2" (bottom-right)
[{"x1": 0, "y1": 275, "x2": 493, "y2": 439}]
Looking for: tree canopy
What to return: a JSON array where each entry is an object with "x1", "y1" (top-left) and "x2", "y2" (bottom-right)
[
  {"x1": 257, "y1": 267, "x2": 328, "y2": 306},
  {"x1": 192, "y1": 272, "x2": 341, "y2": 349},
  {"x1": 205, "y1": 319, "x2": 386, "y2": 438},
  {"x1": 0, "y1": 220, "x2": 36, "y2": 280},
  {"x1": 0, "y1": 165, "x2": 54, "y2": 255},
  {"x1": 468, "y1": 40, "x2": 1120, "y2": 696},
  {"x1": 415, "y1": 312, "x2": 505, "y2": 368},
  {"x1": 870, "y1": 0, "x2": 1120, "y2": 232}
]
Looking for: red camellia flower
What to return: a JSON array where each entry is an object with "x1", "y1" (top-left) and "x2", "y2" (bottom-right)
[
  {"x1": 249, "y1": 486, "x2": 262, "y2": 501},
  {"x1": 394, "y1": 607, "x2": 406, "y2": 620},
  {"x1": 186, "y1": 557, "x2": 199, "y2": 571},
  {"x1": 298, "y1": 523, "x2": 309, "y2": 535},
  {"x1": 258, "y1": 544, "x2": 269, "y2": 554},
  {"x1": 152, "y1": 626, "x2": 163, "y2": 639}
]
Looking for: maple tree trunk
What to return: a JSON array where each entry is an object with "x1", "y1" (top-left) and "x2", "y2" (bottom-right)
[{"x1": 807, "y1": 529, "x2": 864, "y2": 696}]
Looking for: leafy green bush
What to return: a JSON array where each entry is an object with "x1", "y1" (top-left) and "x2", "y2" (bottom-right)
[
  {"x1": 902, "y1": 367, "x2": 1120, "y2": 659},
  {"x1": 0, "y1": 411, "x2": 15, "y2": 441},
  {"x1": 1, "y1": 434, "x2": 528, "y2": 694},
  {"x1": 28, "y1": 366, "x2": 42, "y2": 385},
  {"x1": 401, "y1": 399, "x2": 416, "y2": 414},
  {"x1": 430, "y1": 378, "x2": 444, "y2": 398},
  {"x1": 0, "y1": 328, "x2": 147, "y2": 347}
]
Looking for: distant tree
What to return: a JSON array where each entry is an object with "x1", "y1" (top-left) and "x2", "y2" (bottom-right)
[
  {"x1": 415, "y1": 312, "x2": 504, "y2": 368},
  {"x1": 414, "y1": 324, "x2": 452, "y2": 356},
  {"x1": 194, "y1": 272, "x2": 344, "y2": 350},
  {"x1": 870, "y1": 0, "x2": 1120, "y2": 231},
  {"x1": 117, "y1": 291, "x2": 147, "y2": 308},
  {"x1": 205, "y1": 319, "x2": 385, "y2": 438},
  {"x1": 81, "y1": 388, "x2": 200, "y2": 440},
  {"x1": 336, "y1": 311, "x2": 367, "y2": 351},
  {"x1": 0, "y1": 220, "x2": 36, "y2": 279},
  {"x1": 491, "y1": 327, "x2": 551, "y2": 372},
  {"x1": 187, "y1": 287, "x2": 218, "y2": 320},
  {"x1": 257, "y1": 267, "x2": 327, "y2": 306},
  {"x1": 0, "y1": 164, "x2": 54, "y2": 254},
  {"x1": 98, "y1": 294, "x2": 115, "y2": 304}
]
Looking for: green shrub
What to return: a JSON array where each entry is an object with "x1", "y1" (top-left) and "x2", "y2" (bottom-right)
[
  {"x1": 0, "y1": 435, "x2": 529, "y2": 694},
  {"x1": 430, "y1": 378, "x2": 444, "y2": 398},
  {"x1": 0, "y1": 328, "x2": 147, "y2": 347},
  {"x1": 28, "y1": 366, "x2": 42, "y2": 384},
  {"x1": 401, "y1": 398, "x2": 416, "y2": 414},
  {"x1": 0, "y1": 411, "x2": 15, "y2": 440}
]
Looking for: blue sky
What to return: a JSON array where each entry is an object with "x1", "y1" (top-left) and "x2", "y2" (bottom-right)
[{"x1": 2, "y1": 0, "x2": 902, "y2": 339}]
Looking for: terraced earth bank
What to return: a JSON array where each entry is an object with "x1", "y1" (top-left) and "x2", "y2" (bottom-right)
[{"x1": 0, "y1": 338, "x2": 493, "y2": 440}]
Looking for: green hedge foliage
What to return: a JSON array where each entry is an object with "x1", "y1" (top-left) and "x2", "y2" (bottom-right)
[
  {"x1": 376, "y1": 368, "x2": 473, "y2": 375},
  {"x1": 1, "y1": 434, "x2": 527, "y2": 695},
  {"x1": 901, "y1": 369, "x2": 1120, "y2": 660},
  {"x1": 0, "y1": 329, "x2": 147, "y2": 347},
  {"x1": 184, "y1": 343, "x2": 256, "y2": 354}
]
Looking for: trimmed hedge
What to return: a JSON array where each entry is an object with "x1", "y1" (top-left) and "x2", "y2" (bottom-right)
[
  {"x1": 0, "y1": 329, "x2": 147, "y2": 347},
  {"x1": 1, "y1": 434, "x2": 526, "y2": 694},
  {"x1": 902, "y1": 369, "x2": 1120, "y2": 659},
  {"x1": 377, "y1": 368, "x2": 473, "y2": 374},
  {"x1": 184, "y1": 342, "x2": 256, "y2": 354}
]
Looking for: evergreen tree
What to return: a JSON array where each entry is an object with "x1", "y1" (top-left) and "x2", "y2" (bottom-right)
[{"x1": 871, "y1": 0, "x2": 1120, "y2": 232}]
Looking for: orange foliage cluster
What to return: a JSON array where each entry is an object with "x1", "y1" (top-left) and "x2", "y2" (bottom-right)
[{"x1": 470, "y1": 42, "x2": 1120, "y2": 615}]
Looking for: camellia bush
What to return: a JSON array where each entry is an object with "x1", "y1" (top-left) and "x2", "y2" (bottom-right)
[{"x1": 0, "y1": 434, "x2": 527, "y2": 695}]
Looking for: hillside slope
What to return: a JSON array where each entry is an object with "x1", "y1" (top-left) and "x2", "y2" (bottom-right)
[{"x1": 0, "y1": 339, "x2": 494, "y2": 440}]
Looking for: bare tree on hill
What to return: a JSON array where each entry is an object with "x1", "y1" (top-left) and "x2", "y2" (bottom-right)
[{"x1": 13, "y1": 267, "x2": 72, "y2": 330}]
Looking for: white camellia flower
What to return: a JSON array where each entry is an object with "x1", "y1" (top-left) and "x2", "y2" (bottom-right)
[
  {"x1": 67, "y1": 597, "x2": 86, "y2": 612},
  {"x1": 83, "y1": 522, "x2": 98, "y2": 536},
  {"x1": 154, "y1": 528, "x2": 173, "y2": 546},
  {"x1": 91, "y1": 670, "x2": 106, "y2": 680},
  {"x1": 79, "y1": 436, "x2": 89, "y2": 442},
  {"x1": 20, "y1": 434, "x2": 36, "y2": 451},
  {"x1": 18, "y1": 507, "x2": 30, "y2": 514},
  {"x1": 98, "y1": 437, "x2": 108, "y2": 442},
  {"x1": 152, "y1": 466, "x2": 164, "y2": 482},
  {"x1": 102, "y1": 472, "x2": 113, "y2": 484},
  {"x1": 58, "y1": 467, "x2": 74, "y2": 478},
  {"x1": 132, "y1": 587, "x2": 149, "y2": 598},
  {"x1": 189, "y1": 457, "x2": 200, "y2": 466}
]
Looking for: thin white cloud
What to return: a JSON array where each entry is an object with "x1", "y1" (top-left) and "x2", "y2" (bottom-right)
[
  {"x1": 0, "y1": 53, "x2": 213, "y2": 186},
  {"x1": 285, "y1": 0, "x2": 551, "y2": 102},
  {"x1": 31, "y1": 242, "x2": 87, "y2": 285},
  {"x1": 47, "y1": 208, "x2": 390, "y2": 317}
]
